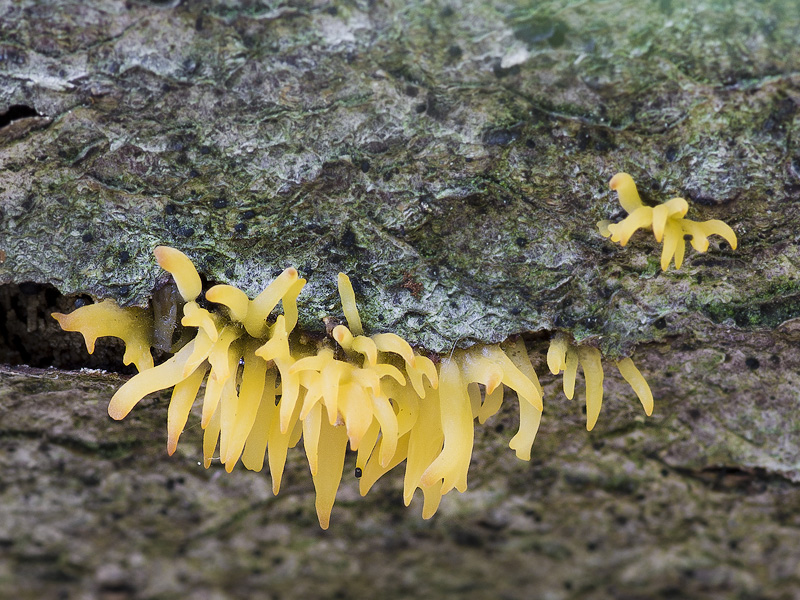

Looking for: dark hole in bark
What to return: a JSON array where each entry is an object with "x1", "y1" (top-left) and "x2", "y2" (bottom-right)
[
  {"x1": 0, "y1": 105, "x2": 40, "y2": 129},
  {"x1": 0, "y1": 283, "x2": 134, "y2": 372}
]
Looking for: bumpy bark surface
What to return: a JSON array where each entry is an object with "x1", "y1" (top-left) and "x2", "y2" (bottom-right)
[{"x1": 1, "y1": 0, "x2": 799, "y2": 598}]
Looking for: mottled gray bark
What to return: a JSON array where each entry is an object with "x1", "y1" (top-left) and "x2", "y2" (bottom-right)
[{"x1": 1, "y1": 0, "x2": 800, "y2": 598}]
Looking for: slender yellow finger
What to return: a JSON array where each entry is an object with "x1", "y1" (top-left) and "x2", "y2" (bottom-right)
[{"x1": 616, "y1": 357, "x2": 654, "y2": 416}]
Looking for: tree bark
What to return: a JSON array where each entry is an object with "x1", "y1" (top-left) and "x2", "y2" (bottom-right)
[{"x1": 1, "y1": 0, "x2": 799, "y2": 598}]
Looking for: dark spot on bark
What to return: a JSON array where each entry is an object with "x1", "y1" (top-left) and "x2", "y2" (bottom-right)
[
  {"x1": 225, "y1": 268, "x2": 234, "y2": 278},
  {"x1": 492, "y1": 62, "x2": 520, "y2": 78},
  {"x1": 515, "y1": 236, "x2": 528, "y2": 247},
  {"x1": 762, "y1": 97, "x2": 796, "y2": 134},
  {"x1": 234, "y1": 222, "x2": 246, "y2": 233},
  {"x1": 360, "y1": 160, "x2": 370, "y2": 173},
  {"x1": 665, "y1": 145, "x2": 678, "y2": 162},
  {"x1": 510, "y1": 307, "x2": 521, "y2": 315},
  {"x1": 483, "y1": 127, "x2": 520, "y2": 146},
  {"x1": 199, "y1": 145, "x2": 211, "y2": 155},
  {"x1": 447, "y1": 45, "x2": 463, "y2": 60},
  {"x1": 118, "y1": 250, "x2": 130, "y2": 264},
  {"x1": 745, "y1": 357, "x2": 760, "y2": 370},
  {"x1": 405, "y1": 85, "x2": 418, "y2": 97},
  {"x1": 654, "y1": 317, "x2": 667, "y2": 329},
  {"x1": 513, "y1": 16, "x2": 568, "y2": 48},
  {"x1": 340, "y1": 227, "x2": 357, "y2": 249},
  {"x1": 81, "y1": 232, "x2": 94, "y2": 243},
  {"x1": 182, "y1": 57, "x2": 198, "y2": 75},
  {"x1": 440, "y1": 5, "x2": 454, "y2": 17},
  {"x1": 415, "y1": 102, "x2": 427, "y2": 114},
  {"x1": 177, "y1": 226, "x2": 194, "y2": 237},
  {"x1": 165, "y1": 203, "x2": 177, "y2": 215},
  {"x1": 326, "y1": 5, "x2": 338, "y2": 15},
  {"x1": 576, "y1": 127, "x2": 616, "y2": 152},
  {"x1": 74, "y1": 296, "x2": 91, "y2": 308},
  {"x1": 525, "y1": 139, "x2": 536, "y2": 149},
  {"x1": 242, "y1": 209, "x2": 256, "y2": 220},
  {"x1": 213, "y1": 197, "x2": 228, "y2": 209}
]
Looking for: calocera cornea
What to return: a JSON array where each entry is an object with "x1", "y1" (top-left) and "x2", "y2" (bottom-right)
[
  {"x1": 53, "y1": 246, "x2": 653, "y2": 528},
  {"x1": 598, "y1": 172, "x2": 738, "y2": 270}
]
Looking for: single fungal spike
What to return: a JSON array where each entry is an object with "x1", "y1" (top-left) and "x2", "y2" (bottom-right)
[
  {"x1": 245, "y1": 267, "x2": 299, "y2": 338},
  {"x1": 167, "y1": 364, "x2": 208, "y2": 455},
  {"x1": 547, "y1": 333, "x2": 569, "y2": 374},
  {"x1": 610, "y1": 206, "x2": 653, "y2": 246},
  {"x1": 664, "y1": 197, "x2": 689, "y2": 219},
  {"x1": 609, "y1": 172, "x2": 644, "y2": 213},
  {"x1": 563, "y1": 347, "x2": 578, "y2": 400},
  {"x1": 661, "y1": 220, "x2": 682, "y2": 271},
  {"x1": 332, "y1": 325, "x2": 354, "y2": 350},
  {"x1": 505, "y1": 339, "x2": 542, "y2": 461},
  {"x1": 697, "y1": 219, "x2": 738, "y2": 250},
  {"x1": 182, "y1": 302, "x2": 219, "y2": 342},
  {"x1": 651, "y1": 204, "x2": 669, "y2": 243},
  {"x1": 154, "y1": 246, "x2": 202, "y2": 302},
  {"x1": 312, "y1": 419, "x2": 349, "y2": 529},
  {"x1": 616, "y1": 357, "x2": 654, "y2": 416},
  {"x1": 352, "y1": 335, "x2": 378, "y2": 366},
  {"x1": 108, "y1": 341, "x2": 197, "y2": 420},
  {"x1": 421, "y1": 358, "x2": 472, "y2": 494},
  {"x1": 579, "y1": 346, "x2": 604, "y2": 431},
  {"x1": 337, "y1": 273, "x2": 363, "y2": 336},
  {"x1": 372, "y1": 333, "x2": 416, "y2": 368},
  {"x1": 282, "y1": 278, "x2": 306, "y2": 333},
  {"x1": 206, "y1": 284, "x2": 250, "y2": 322}
]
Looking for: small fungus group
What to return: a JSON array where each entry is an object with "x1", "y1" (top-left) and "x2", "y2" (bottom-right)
[
  {"x1": 54, "y1": 244, "x2": 654, "y2": 528},
  {"x1": 598, "y1": 173, "x2": 738, "y2": 270}
]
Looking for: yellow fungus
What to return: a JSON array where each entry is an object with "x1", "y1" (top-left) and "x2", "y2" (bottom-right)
[
  {"x1": 167, "y1": 364, "x2": 208, "y2": 455},
  {"x1": 52, "y1": 299, "x2": 154, "y2": 372},
  {"x1": 616, "y1": 357, "x2": 654, "y2": 416},
  {"x1": 548, "y1": 335, "x2": 653, "y2": 431},
  {"x1": 601, "y1": 172, "x2": 738, "y2": 270},
  {"x1": 505, "y1": 339, "x2": 542, "y2": 461},
  {"x1": 154, "y1": 246, "x2": 201, "y2": 302},
  {"x1": 245, "y1": 267, "x2": 299, "y2": 338},
  {"x1": 337, "y1": 272, "x2": 363, "y2": 336},
  {"x1": 206, "y1": 284, "x2": 250, "y2": 322},
  {"x1": 55, "y1": 246, "x2": 656, "y2": 529}
]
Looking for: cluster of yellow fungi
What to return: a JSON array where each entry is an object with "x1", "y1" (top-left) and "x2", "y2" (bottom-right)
[
  {"x1": 598, "y1": 173, "x2": 738, "y2": 270},
  {"x1": 53, "y1": 246, "x2": 654, "y2": 529}
]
